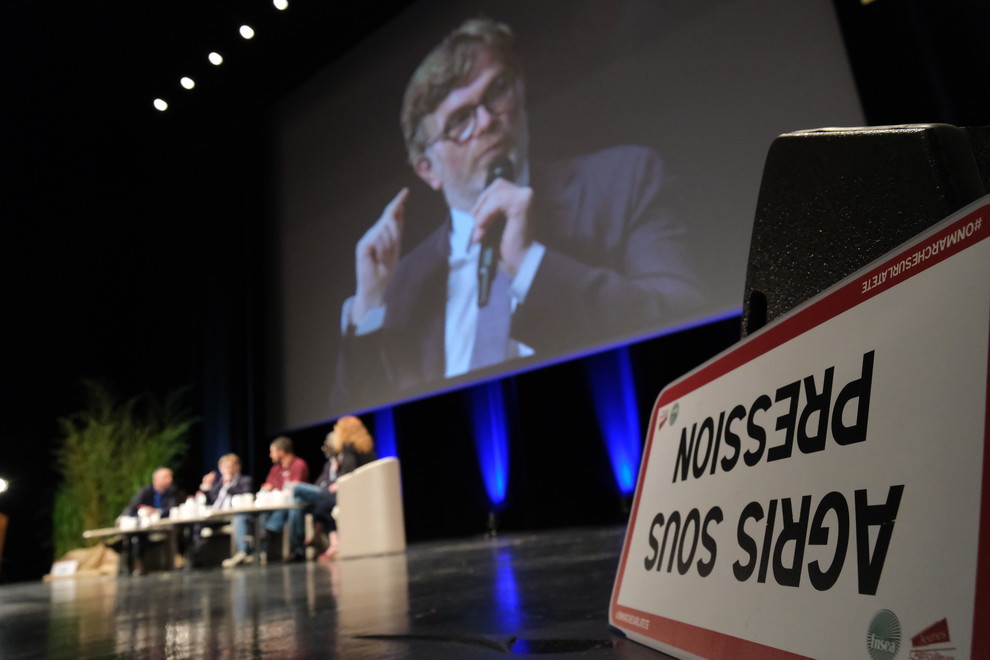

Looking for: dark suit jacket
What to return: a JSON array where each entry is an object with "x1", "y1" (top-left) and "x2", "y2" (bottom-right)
[
  {"x1": 204, "y1": 474, "x2": 253, "y2": 509},
  {"x1": 123, "y1": 484, "x2": 179, "y2": 517},
  {"x1": 309, "y1": 447, "x2": 378, "y2": 526},
  {"x1": 331, "y1": 146, "x2": 704, "y2": 408},
  {"x1": 314, "y1": 447, "x2": 377, "y2": 489},
  {"x1": 339, "y1": 445, "x2": 377, "y2": 477}
]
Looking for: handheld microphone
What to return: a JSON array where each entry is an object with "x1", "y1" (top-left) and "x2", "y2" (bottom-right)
[{"x1": 478, "y1": 156, "x2": 515, "y2": 307}]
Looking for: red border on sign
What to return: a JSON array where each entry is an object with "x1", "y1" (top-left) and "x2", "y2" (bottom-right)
[
  {"x1": 611, "y1": 201, "x2": 990, "y2": 658},
  {"x1": 612, "y1": 603, "x2": 812, "y2": 660}
]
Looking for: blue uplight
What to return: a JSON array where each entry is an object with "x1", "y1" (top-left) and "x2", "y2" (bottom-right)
[
  {"x1": 470, "y1": 382, "x2": 510, "y2": 508},
  {"x1": 373, "y1": 408, "x2": 397, "y2": 458},
  {"x1": 587, "y1": 347, "x2": 642, "y2": 495}
]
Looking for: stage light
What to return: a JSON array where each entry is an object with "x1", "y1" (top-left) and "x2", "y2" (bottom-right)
[
  {"x1": 373, "y1": 408, "x2": 398, "y2": 458},
  {"x1": 153, "y1": 98, "x2": 168, "y2": 111},
  {"x1": 180, "y1": 77, "x2": 195, "y2": 90},
  {"x1": 0, "y1": 478, "x2": 8, "y2": 494},
  {"x1": 239, "y1": 25, "x2": 255, "y2": 40},
  {"x1": 208, "y1": 51, "x2": 223, "y2": 66},
  {"x1": 470, "y1": 382, "x2": 509, "y2": 510},
  {"x1": 273, "y1": 0, "x2": 288, "y2": 10},
  {"x1": 587, "y1": 347, "x2": 641, "y2": 495}
]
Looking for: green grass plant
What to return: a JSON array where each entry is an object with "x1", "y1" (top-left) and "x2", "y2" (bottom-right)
[{"x1": 52, "y1": 380, "x2": 196, "y2": 558}]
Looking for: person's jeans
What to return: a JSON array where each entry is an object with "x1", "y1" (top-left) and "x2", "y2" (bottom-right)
[
  {"x1": 262, "y1": 507, "x2": 304, "y2": 557},
  {"x1": 293, "y1": 482, "x2": 336, "y2": 529},
  {"x1": 232, "y1": 514, "x2": 252, "y2": 554}
]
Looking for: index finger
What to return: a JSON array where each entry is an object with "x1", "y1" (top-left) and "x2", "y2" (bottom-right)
[{"x1": 384, "y1": 187, "x2": 410, "y2": 225}]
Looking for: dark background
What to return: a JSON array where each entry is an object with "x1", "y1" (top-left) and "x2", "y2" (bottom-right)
[{"x1": 1, "y1": 0, "x2": 987, "y2": 582}]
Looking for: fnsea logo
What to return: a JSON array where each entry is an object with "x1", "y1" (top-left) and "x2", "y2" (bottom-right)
[{"x1": 867, "y1": 609, "x2": 902, "y2": 660}]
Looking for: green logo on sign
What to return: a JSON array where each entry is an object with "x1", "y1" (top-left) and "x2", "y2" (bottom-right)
[
  {"x1": 670, "y1": 403, "x2": 679, "y2": 425},
  {"x1": 866, "y1": 609, "x2": 901, "y2": 660}
]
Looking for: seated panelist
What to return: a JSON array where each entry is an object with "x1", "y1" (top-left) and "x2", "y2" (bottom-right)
[
  {"x1": 120, "y1": 466, "x2": 179, "y2": 574},
  {"x1": 195, "y1": 453, "x2": 254, "y2": 566},
  {"x1": 226, "y1": 437, "x2": 310, "y2": 567},
  {"x1": 122, "y1": 467, "x2": 177, "y2": 518},
  {"x1": 293, "y1": 416, "x2": 377, "y2": 560},
  {"x1": 198, "y1": 453, "x2": 252, "y2": 511}
]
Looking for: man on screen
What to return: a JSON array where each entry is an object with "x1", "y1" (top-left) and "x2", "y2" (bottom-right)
[{"x1": 332, "y1": 17, "x2": 703, "y2": 406}]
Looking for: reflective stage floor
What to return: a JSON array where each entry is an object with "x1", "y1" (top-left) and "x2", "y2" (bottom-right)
[{"x1": 0, "y1": 525, "x2": 672, "y2": 659}]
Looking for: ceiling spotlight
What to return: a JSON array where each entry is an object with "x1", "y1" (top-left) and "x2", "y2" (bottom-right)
[
  {"x1": 208, "y1": 51, "x2": 223, "y2": 66},
  {"x1": 273, "y1": 0, "x2": 289, "y2": 9},
  {"x1": 0, "y1": 478, "x2": 9, "y2": 494},
  {"x1": 153, "y1": 98, "x2": 168, "y2": 111},
  {"x1": 180, "y1": 77, "x2": 195, "y2": 90},
  {"x1": 239, "y1": 24, "x2": 255, "y2": 39}
]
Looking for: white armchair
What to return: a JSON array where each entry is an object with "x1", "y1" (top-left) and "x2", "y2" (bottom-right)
[{"x1": 332, "y1": 457, "x2": 406, "y2": 558}]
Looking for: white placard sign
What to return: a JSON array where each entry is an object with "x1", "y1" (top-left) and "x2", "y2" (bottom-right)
[
  {"x1": 49, "y1": 559, "x2": 79, "y2": 578},
  {"x1": 610, "y1": 196, "x2": 990, "y2": 659}
]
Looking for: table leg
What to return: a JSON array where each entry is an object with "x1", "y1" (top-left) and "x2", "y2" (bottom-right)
[
  {"x1": 165, "y1": 528, "x2": 177, "y2": 571},
  {"x1": 182, "y1": 525, "x2": 195, "y2": 571},
  {"x1": 121, "y1": 534, "x2": 132, "y2": 576}
]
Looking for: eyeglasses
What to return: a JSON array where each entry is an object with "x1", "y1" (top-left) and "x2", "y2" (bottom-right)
[{"x1": 422, "y1": 73, "x2": 517, "y2": 149}]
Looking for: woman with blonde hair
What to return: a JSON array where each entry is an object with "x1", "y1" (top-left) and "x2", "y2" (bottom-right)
[{"x1": 292, "y1": 415, "x2": 377, "y2": 559}]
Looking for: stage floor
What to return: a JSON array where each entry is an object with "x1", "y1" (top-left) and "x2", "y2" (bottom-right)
[{"x1": 0, "y1": 525, "x2": 671, "y2": 659}]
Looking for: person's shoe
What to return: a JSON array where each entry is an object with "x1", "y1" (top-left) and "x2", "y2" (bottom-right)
[
  {"x1": 319, "y1": 530, "x2": 339, "y2": 560},
  {"x1": 257, "y1": 551, "x2": 268, "y2": 566},
  {"x1": 282, "y1": 551, "x2": 305, "y2": 564},
  {"x1": 305, "y1": 521, "x2": 326, "y2": 547},
  {"x1": 222, "y1": 551, "x2": 249, "y2": 568}
]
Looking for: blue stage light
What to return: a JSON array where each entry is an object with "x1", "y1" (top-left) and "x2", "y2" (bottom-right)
[
  {"x1": 587, "y1": 347, "x2": 642, "y2": 495},
  {"x1": 470, "y1": 382, "x2": 509, "y2": 509},
  {"x1": 373, "y1": 408, "x2": 397, "y2": 458}
]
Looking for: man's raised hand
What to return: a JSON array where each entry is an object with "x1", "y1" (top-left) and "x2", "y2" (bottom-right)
[
  {"x1": 470, "y1": 178, "x2": 533, "y2": 278},
  {"x1": 351, "y1": 188, "x2": 408, "y2": 325}
]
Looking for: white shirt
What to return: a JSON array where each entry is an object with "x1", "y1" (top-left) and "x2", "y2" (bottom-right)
[
  {"x1": 443, "y1": 207, "x2": 541, "y2": 377},
  {"x1": 211, "y1": 478, "x2": 233, "y2": 511},
  {"x1": 342, "y1": 197, "x2": 545, "y2": 378}
]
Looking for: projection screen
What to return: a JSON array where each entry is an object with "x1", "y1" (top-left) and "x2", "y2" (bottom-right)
[{"x1": 268, "y1": 0, "x2": 864, "y2": 432}]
